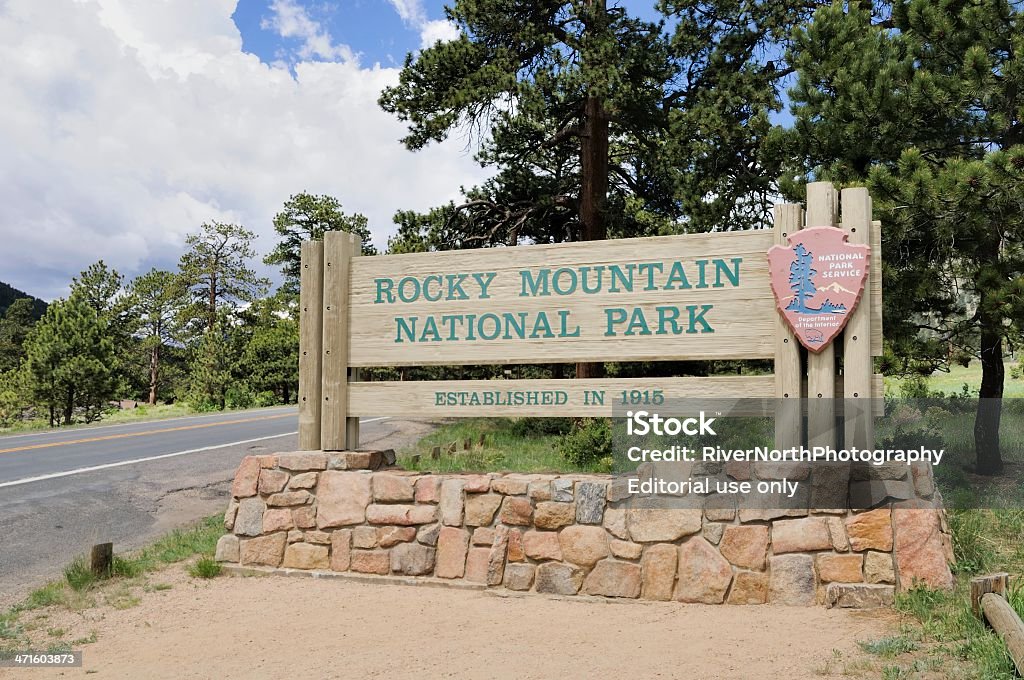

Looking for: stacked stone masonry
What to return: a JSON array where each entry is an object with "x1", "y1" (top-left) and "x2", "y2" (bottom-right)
[{"x1": 218, "y1": 452, "x2": 955, "y2": 608}]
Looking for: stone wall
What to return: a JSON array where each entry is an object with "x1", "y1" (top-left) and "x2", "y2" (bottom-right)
[{"x1": 217, "y1": 451, "x2": 954, "y2": 607}]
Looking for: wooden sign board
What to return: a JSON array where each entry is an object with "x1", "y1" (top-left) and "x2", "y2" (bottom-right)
[
  {"x1": 299, "y1": 183, "x2": 883, "y2": 448},
  {"x1": 347, "y1": 230, "x2": 776, "y2": 367}
]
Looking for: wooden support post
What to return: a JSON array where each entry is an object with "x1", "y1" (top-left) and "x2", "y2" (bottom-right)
[
  {"x1": 298, "y1": 241, "x2": 324, "y2": 451},
  {"x1": 805, "y1": 182, "x2": 842, "y2": 508},
  {"x1": 871, "y1": 218, "x2": 883, "y2": 357},
  {"x1": 346, "y1": 235, "x2": 363, "y2": 450},
  {"x1": 431, "y1": 446, "x2": 441, "y2": 460},
  {"x1": 971, "y1": 573, "x2": 1009, "y2": 618},
  {"x1": 773, "y1": 203, "x2": 804, "y2": 451},
  {"x1": 91, "y1": 542, "x2": 113, "y2": 578},
  {"x1": 322, "y1": 232, "x2": 359, "y2": 450},
  {"x1": 841, "y1": 187, "x2": 874, "y2": 449}
]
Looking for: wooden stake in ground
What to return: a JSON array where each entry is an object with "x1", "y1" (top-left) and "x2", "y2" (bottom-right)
[{"x1": 91, "y1": 542, "x2": 113, "y2": 577}]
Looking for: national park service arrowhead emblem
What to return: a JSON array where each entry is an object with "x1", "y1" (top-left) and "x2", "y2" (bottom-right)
[{"x1": 767, "y1": 226, "x2": 870, "y2": 353}]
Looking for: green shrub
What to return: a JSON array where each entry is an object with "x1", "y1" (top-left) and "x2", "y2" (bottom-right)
[
  {"x1": 186, "y1": 396, "x2": 222, "y2": 412},
  {"x1": 188, "y1": 558, "x2": 222, "y2": 579},
  {"x1": 510, "y1": 417, "x2": 573, "y2": 438},
  {"x1": 899, "y1": 374, "x2": 933, "y2": 399},
  {"x1": 224, "y1": 386, "x2": 254, "y2": 410},
  {"x1": 555, "y1": 418, "x2": 611, "y2": 468},
  {"x1": 254, "y1": 390, "x2": 279, "y2": 407}
]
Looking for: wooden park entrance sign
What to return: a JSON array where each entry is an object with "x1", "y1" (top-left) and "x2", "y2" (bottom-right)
[{"x1": 297, "y1": 182, "x2": 882, "y2": 453}]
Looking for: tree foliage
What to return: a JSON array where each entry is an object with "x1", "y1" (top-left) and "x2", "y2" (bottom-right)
[
  {"x1": 786, "y1": 0, "x2": 1024, "y2": 473},
  {"x1": 0, "y1": 298, "x2": 36, "y2": 374},
  {"x1": 178, "y1": 221, "x2": 269, "y2": 334},
  {"x1": 22, "y1": 294, "x2": 117, "y2": 425},
  {"x1": 265, "y1": 192, "x2": 376, "y2": 293},
  {"x1": 238, "y1": 297, "x2": 299, "y2": 404},
  {"x1": 127, "y1": 269, "x2": 185, "y2": 405}
]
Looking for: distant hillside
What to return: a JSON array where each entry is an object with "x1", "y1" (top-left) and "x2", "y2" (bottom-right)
[{"x1": 0, "y1": 281, "x2": 47, "y2": 319}]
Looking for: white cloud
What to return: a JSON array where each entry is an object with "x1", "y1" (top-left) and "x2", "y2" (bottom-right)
[
  {"x1": 387, "y1": 0, "x2": 427, "y2": 27},
  {"x1": 386, "y1": 0, "x2": 459, "y2": 50},
  {"x1": 0, "y1": 0, "x2": 487, "y2": 300},
  {"x1": 419, "y1": 19, "x2": 460, "y2": 49},
  {"x1": 261, "y1": 0, "x2": 354, "y2": 63}
]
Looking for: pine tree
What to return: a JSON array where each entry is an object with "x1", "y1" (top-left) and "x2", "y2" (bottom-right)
[
  {"x1": 22, "y1": 294, "x2": 117, "y2": 425},
  {"x1": 239, "y1": 303, "x2": 299, "y2": 404},
  {"x1": 187, "y1": 320, "x2": 233, "y2": 411},
  {"x1": 788, "y1": 244, "x2": 818, "y2": 313},
  {"x1": 786, "y1": 0, "x2": 1024, "y2": 474},
  {"x1": 178, "y1": 221, "x2": 269, "y2": 335},
  {"x1": 0, "y1": 298, "x2": 36, "y2": 374},
  {"x1": 127, "y1": 269, "x2": 185, "y2": 405},
  {"x1": 265, "y1": 193, "x2": 376, "y2": 295},
  {"x1": 381, "y1": 0, "x2": 810, "y2": 378}
]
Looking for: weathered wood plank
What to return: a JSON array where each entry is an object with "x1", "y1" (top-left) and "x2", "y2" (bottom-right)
[
  {"x1": 91, "y1": 542, "x2": 113, "y2": 577},
  {"x1": 321, "y1": 232, "x2": 358, "y2": 450},
  {"x1": 805, "y1": 182, "x2": 838, "y2": 450},
  {"x1": 346, "y1": 234, "x2": 363, "y2": 449},
  {"x1": 981, "y1": 592, "x2": 1024, "y2": 676},
  {"x1": 773, "y1": 203, "x2": 804, "y2": 451},
  {"x1": 347, "y1": 230, "x2": 776, "y2": 367},
  {"x1": 841, "y1": 187, "x2": 874, "y2": 449},
  {"x1": 871, "y1": 218, "x2": 883, "y2": 356},
  {"x1": 349, "y1": 376, "x2": 775, "y2": 417},
  {"x1": 347, "y1": 375, "x2": 884, "y2": 418},
  {"x1": 298, "y1": 240, "x2": 324, "y2": 450}
]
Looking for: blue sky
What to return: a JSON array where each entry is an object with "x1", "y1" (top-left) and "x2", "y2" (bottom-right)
[
  {"x1": 233, "y1": 0, "x2": 422, "y2": 68},
  {"x1": 231, "y1": 0, "x2": 666, "y2": 68}
]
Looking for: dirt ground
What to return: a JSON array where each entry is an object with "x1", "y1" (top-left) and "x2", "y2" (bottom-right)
[{"x1": 5, "y1": 568, "x2": 898, "y2": 680}]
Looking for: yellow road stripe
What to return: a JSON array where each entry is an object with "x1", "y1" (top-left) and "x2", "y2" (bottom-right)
[{"x1": 0, "y1": 413, "x2": 295, "y2": 455}]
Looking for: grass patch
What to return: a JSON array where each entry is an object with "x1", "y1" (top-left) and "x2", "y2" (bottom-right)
[
  {"x1": 889, "y1": 508, "x2": 1024, "y2": 679},
  {"x1": 144, "y1": 582, "x2": 173, "y2": 593},
  {"x1": 63, "y1": 558, "x2": 96, "y2": 592},
  {"x1": 188, "y1": 557, "x2": 222, "y2": 579},
  {"x1": 859, "y1": 635, "x2": 919, "y2": 658},
  {"x1": 98, "y1": 403, "x2": 197, "y2": 424},
  {"x1": 0, "y1": 514, "x2": 226, "y2": 654},
  {"x1": 72, "y1": 631, "x2": 98, "y2": 646},
  {"x1": 23, "y1": 583, "x2": 66, "y2": 610},
  {"x1": 885, "y1": 361, "x2": 1024, "y2": 398},
  {"x1": 399, "y1": 417, "x2": 605, "y2": 473}
]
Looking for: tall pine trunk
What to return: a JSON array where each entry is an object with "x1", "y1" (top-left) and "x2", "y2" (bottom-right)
[
  {"x1": 63, "y1": 388, "x2": 74, "y2": 425},
  {"x1": 974, "y1": 289, "x2": 1004, "y2": 475},
  {"x1": 148, "y1": 343, "x2": 160, "y2": 406},
  {"x1": 577, "y1": 0, "x2": 609, "y2": 381}
]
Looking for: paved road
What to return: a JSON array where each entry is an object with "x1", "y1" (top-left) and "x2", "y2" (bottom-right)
[
  {"x1": 0, "y1": 408, "x2": 435, "y2": 607},
  {"x1": 0, "y1": 407, "x2": 302, "y2": 487}
]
